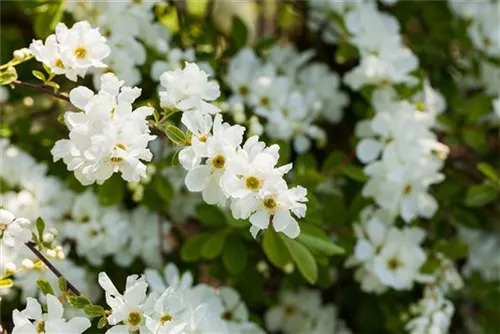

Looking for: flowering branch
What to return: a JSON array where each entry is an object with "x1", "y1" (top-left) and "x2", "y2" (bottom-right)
[
  {"x1": 25, "y1": 241, "x2": 82, "y2": 296},
  {"x1": 12, "y1": 80, "x2": 70, "y2": 102}
]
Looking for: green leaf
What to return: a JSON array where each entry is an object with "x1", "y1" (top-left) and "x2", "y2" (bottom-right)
[
  {"x1": 222, "y1": 237, "x2": 248, "y2": 275},
  {"x1": 36, "y1": 278, "x2": 54, "y2": 296},
  {"x1": 262, "y1": 230, "x2": 292, "y2": 269},
  {"x1": 84, "y1": 305, "x2": 105, "y2": 317},
  {"x1": 57, "y1": 277, "x2": 67, "y2": 294},
  {"x1": 68, "y1": 295, "x2": 91, "y2": 309},
  {"x1": 321, "y1": 151, "x2": 347, "y2": 174},
  {"x1": 435, "y1": 239, "x2": 469, "y2": 260},
  {"x1": 0, "y1": 67, "x2": 18, "y2": 85},
  {"x1": 97, "y1": 316, "x2": 108, "y2": 329},
  {"x1": 281, "y1": 236, "x2": 318, "y2": 284},
  {"x1": 462, "y1": 128, "x2": 486, "y2": 153},
  {"x1": 195, "y1": 204, "x2": 226, "y2": 227},
  {"x1": 230, "y1": 16, "x2": 249, "y2": 52},
  {"x1": 477, "y1": 162, "x2": 500, "y2": 183},
  {"x1": 155, "y1": 175, "x2": 174, "y2": 203},
  {"x1": 98, "y1": 175, "x2": 124, "y2": 206},
  {"x1": 165, "y1": 125, "x2": 186, "y2": 145},
  {"x1": 342, "y1": 165, "x2": 368, "y2": 182},
  {"x1": 32, "y1": 70, "x2": 46, "y2": 82},
  {"x1": 0, "y1": 278, "x2": 14, "y2": 289},
  {"x1": 297, "y1": 234, "x2": 344, "y2": 256},
  {"x1": 254, "y1": 36, "x2": 277, "y2": 52},
  {"x1": 464, "y1": 183, "x2": 498, "y2": 207},
  {"x1": 36, "y1": 217, "x2": 45, "y2": 240},
  {"x1": 181, "y1": 233, "x2": 210, "y2": 262},
  {"x1": 450, "y1": 208, "x2": 481, "y2": 229},
  {"x1": 201, "y1": 230, "x2": 229, "y2": 260},
  {"x1": 335, "y1": 42, "x2": 359, "y2": 64},
  {"x1": 321, "y1": 194, "x2": 347, "y2": 225},
  {"x1": 34, "y1": 2, "x2": 65, "y2": 39}
]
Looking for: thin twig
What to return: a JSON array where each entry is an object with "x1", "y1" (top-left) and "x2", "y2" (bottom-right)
[
  {"x1": 323, "y1": 149, "x2": 357, "y2": 177},
  {"x1": 25, "y1": 242, "x2": 82, "y2": 296},
  {"x1": 12, "y1": 80, "x2": 70, "y2": 102}
]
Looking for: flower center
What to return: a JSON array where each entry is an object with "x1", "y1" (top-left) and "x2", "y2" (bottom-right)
[
  {"x1": 263, "y1": 196, "x2": 277, "y2": 209},
  {"x1": 403, "y1": 184, "x2": 412, "y2": 195},
  {"x1": 260, "y1": 96, "x2": 270, "y2": 107},
  {"x1": 160, "y1": 313, "x2": 173, "y2": 324},
  {"x1": 74, "y1": 47, "x2": 87, "y2": 59},
  {"x1": 198, "y1": 135, "x2": 208, "y2": 143},
  {"x1": 222, "y1": 310, "x2": 233, "y2": 320},
  {"x1": 127, "y1": 311, "x2": 143, "y2": 327},
  {"x1": 115, "y1": 142, "x2": 127, "y2": 151},
  {"x1": 245, "y1": 176, "x2": 261, "y2": 191},
  {"x1": 54, "y1": 58, "x2": 65, "y2": 69},
  {"x1": 81, "y1": 215, "x2": 90, "y2": 223},
  {"x1": 239, "y1": 86, "x2": 249, "y2": 96},
  {"x1": 388, "y1": 257, "x2": 403, "y2": 271},
  {"x1": 0, "y1": 223, "x2": 7, "y2": 231},
  {"x1": 110, "y1": 156, "x2": 124, "y2": 164},
  {"x1": 211, "y1": 155, "x2": 226, "y2": 169},
  {"x1": 36, "y1": 320, "x2": 46, "y2": 333},
  {"x1": 284, "y1": 304, "x2": 296, "y2": 315}
]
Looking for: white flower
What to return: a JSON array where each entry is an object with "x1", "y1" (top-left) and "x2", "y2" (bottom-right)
[
  {"x1": 372, "y1": 227, "x2": 427, "y2": 290},
  {"x1": 145, "y1": 263, "x2": 194, "y2": 294},
  {"x1": 29, "y1": 21, "x2": 110, "y2": 81},
  {"x1": 183, "y1": 115, "x2": 245, "y2": 205},
  {"x1": 98, "y1": 272, "x2": 151, "y2": 333},
  {"x1": 12, "y1": 295, "x2": 90, "y2": 334},
  {"x1": 159, "y1": 62, "x2": 221, "y2": 114},
  {"x1": 0, "y1": 209, "x2": 31, "y2": 247},
  {"x1": 52, "y1": 73, "x2": 156, "y2": 185}
]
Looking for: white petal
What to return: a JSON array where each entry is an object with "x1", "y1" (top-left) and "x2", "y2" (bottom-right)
[
  {"x1": 46, "y1": 294, "x2": 64, "y2": 320},
  {"x1": 249, "y1": 210, "x2": 270, "y2": 229},
  {"x1": 185, "y1": 165, "x2": 211, "y2": 192},
  {"x1": 356, "y1": 138, "x2": 383, "y2": 163},
  {"x1": 69, "y1": 86, "x2": 94, "y2": 110}
]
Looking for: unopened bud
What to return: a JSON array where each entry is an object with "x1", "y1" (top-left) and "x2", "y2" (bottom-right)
[
  {"x1": 22, "y1": 259, "x2": 34, "y2": 269},
  {"x1": 5, "y1": 262, "x2": 17, "y2": 272},
  {"x1": 13, "y1": 50, "x2": 25, "y2": 61},
  {"x1": 48, "y1": 228, "x2": 58, "y2": 237},
  {"x1": 43, "y1": 232, "x2": 54, "y2": 243},
  {"x1": 21, "y1": 48, "x2": 32, "y2": 57},
  {"x1": 56, "y1": 251, "x2": 65, "y2": 260},
  {"x1": 284, "y1": 262, "x2": 295, "y2": 274},
  {"x1": 46, "y1": 249, "x2": 56, "y2": 258},
  {"x1": 54, "y1": 245, "x2": 63, "y2": 253},
  {"x1": 256, "y1": 261, "x2": 268, "y2": 273}
]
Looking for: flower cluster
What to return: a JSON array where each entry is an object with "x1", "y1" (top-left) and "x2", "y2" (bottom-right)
[
  {"x1": 459, "y1": 228, "x2": 500, "y2": 282},
  {"x1": 308, "y1": 0, "x2": 448, "y2": 222},
  {"x1": 1, "y1": 140, "x2": 171, "y2": 285},
  {"x1": 12, "y1": 295, "x2": 91, "y2": 334},
  {"x1": 96, "y1": 263, "x2": 263, "y2": 334},
  {"x1": 52, "y1": 73, "x2": 156, "y2": 185},
  {"x1": 345, "y1": 206, "x2": 427, "y2": 293},
  {"x1": 449, "y1": 0, "x2": 500, "y2": 122},
  {"x1": 0, "y1": 209, "x2": 31, "y2": 248},
  {"x1": 224, "y1": 46, "x2": 348, "y2": 153},
  {"x1": 405, "y1": 286, "x2": 455, "y2": 334},
  {"x1": 29, "y1": 21, "x2": 110, "y2": 81},
  {"x1": 159, "y1": 63, "x2": 308, "y2": 239},
  {"x1": 264, "y1": 288, "x2": 350, "y2": 334},
  {"x1": 66, "y1": 1, "x2": 171, "y2": 86}
]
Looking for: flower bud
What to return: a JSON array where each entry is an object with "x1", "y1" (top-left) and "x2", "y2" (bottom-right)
[
  {"x1": 22, "y1": 259, "x2": 34, "y2": 269},
  {"x1": 48, "y1": 228, "x2": 58, "y2": 237},
  {"x1": 46, "y1": 249, "x2": 56, "y2": 258},
  {"x1": 5, "y1": 262, "x2": 17, "y2": 272},
  {"x1": 284, "y1": 262, "x2": 295, "y2": 274},
  {"x1": 13, "y1": 50, "x2": 25, "y2": 61},
  {"x1": 43, "y1": 232, "x2": 55, "y2": 243}
]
